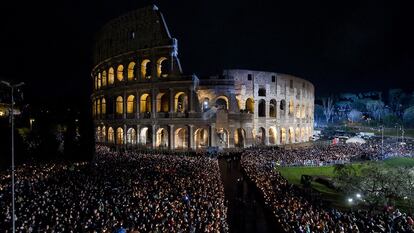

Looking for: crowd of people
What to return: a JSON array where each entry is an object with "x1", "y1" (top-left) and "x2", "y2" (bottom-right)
[
  {"x1": 241, "y1": 144, "x2": 414, "y2": 232},
  {"x1": 0, "y1": 146, "x2": 228, "y2": 232}
]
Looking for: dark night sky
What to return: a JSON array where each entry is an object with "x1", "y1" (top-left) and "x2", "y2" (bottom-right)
[{"x1": 0, "y1": 0, "x2": 413, "y2": 105}]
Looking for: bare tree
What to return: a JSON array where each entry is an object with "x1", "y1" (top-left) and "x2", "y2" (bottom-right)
[{"x1": 322, "y1": 97, "x2": 335, "y2": 123}]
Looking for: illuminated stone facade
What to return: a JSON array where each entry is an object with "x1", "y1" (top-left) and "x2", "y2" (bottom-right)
[{"x1": 92, "y1": 5, "x2": 314, "y2": 150}]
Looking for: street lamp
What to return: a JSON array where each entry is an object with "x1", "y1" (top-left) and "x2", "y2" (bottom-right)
[{"x1": 1, "y1": 80, "x2": 24, "y2": 233}]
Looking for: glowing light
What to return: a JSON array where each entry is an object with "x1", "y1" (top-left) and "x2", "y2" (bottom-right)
[
  {"x1": 356, "y1": 193, "x2": 362, "y2": 199},
  {"x1": 347, "y1": 198, "x2": 353, "y2": 203}
]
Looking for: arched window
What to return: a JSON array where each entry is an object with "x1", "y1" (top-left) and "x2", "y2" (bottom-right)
[
  {"x1": 108, "y1": 67, "x2": 114, "y2": 84},
  {"x1": 101, "y1": 98, "x2": 106, "y2": 114},
  {"x1": 245, "y1": 98, "x2": 254, "y2": 113},
  {"x1": 96, "y1": 126, "x2": 101, "y2": 142},
  {"x1": 97, "y1": 99, "x2": 101, "y2": 115},
  {"x1": 141, "y1": 59, "x2": 151, "y2": 79},
  {"x1": 175, "y1": 92, "x2": 188, "y2": 113},
  {"x1": 101, "y1": 126, "x2": 106, "y2": 142},
  {"x1": 127, "y1": 128, "x2": 136, "y2": 144},
  {"x1": 108, "y1": 127, "x2": 115, "y2": 143},
  {"x1": 258, "y1": 99, "x2": 266, "y2": 117},
  {"x1": 116, "y1": 127, "x2": 124, "y2": 144},
  {"x1": 157, "y1": 93, "x2": 169, "y2": 112},
  {"x1": 215, "y1": 96, "x2": 229, "y2": 110},
  {"x1": 128, "y1": 62, "x2": 135, "y2": 81},
  {"x1": 127, "y1": 95, "x2": 135, "y2": 114},
  {"x1": 140, "y1": 94, "x2": 151, "y2": 113},
  {"x1": 280, "y1": 99, "x2": 286, "y2": 111},
  {"x1": 157, "y1": 57, "x2": 168, "y2": 77},
  {"x1": 269, "y1": 99, "x2": 276, "y2": 117},
  {"x1": 116, "y1": 96, "x2": 123, "y2": 114},
  {"x1": 117, "y1": 65, "x2": 124, "y2": 81},
  {"x1": 102, "y1": 71, "x2": 107, "y2": 86}
]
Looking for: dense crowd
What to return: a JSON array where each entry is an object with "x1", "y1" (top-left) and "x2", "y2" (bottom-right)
[
  {"x1": 241, "y1": 145, "x2": 414, "y2": 232},
  {"x1": 0, "y1": 147, "x2": 228, "y2": 232}
]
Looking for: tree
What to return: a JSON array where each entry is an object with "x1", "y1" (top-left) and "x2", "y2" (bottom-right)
[
  {"x1": 348, "y1": 109, "x2": 362, "y2": 123},
  {"x1": 322, "y1": 97, "x2": 335, "y2": 124},
  {"x1": 366, "y1": 100, "x2": 385, "y2": 121},
  {"x1": 403, "y1": 106, "x2": 414, "y2": 127}
]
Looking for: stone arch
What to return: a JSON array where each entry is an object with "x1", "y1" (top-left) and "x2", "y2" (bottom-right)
[
  {"x1": 258, "y1": 99, "x2": 266, "y2": 117},
  {"x1": 280, "y1": 99, "x2": 286, "y2": 111},
  {"x1": 141, "y1": 59, "x2": 151, "y2": 79},
  {"x1": 156, "y1": 127, "x2": 169, "y2": 148},
  {"x1": 234, "y1": 128, "x2": 246, "y2": 148},
  {"x1": 280, "y1": 128, "x2": 286, "y2": 144},
  {"x1": 257, "y1": 127, "x2": 266, "y2": 145},
  {"x1": 215, "y1": 96, "x2": 229, "y2": 110},
  {"x1": 127, "y1": 128, "x2": 137, "y2": 144},
  {"x1": 139, "y1": 127, "x2": 152, "y2": 146},
  {"x1": 117, "y1": 65, "x2": 124, "y2": 81},
  {"x1": 216, "y1": 128, "x2": 229, "y2": 148},
  {"x1": 269, "y1": 127, "x2": 277, "y2": 145},
  {"x1": 140, "y1": 94, "x2": 151, "y2": 113},
  {"x1": 295, "y1": 128, "x2": 301, "y2": 143},
  {"x1": 245, "y1": 98, "x2": 254, "y2": 113},
  {"x1": 116, "y1": 127, "x2": 124, "y2": 145},
  {"x1": 157, "y1": 57, "x2": 168, "y2": 78},
  {"x1": 108, "y1": 67, "x2": 114, "y2": 85},
  {"x1": 128, "y1": 62, "x2": 136, "y2": 81},
  {"x1": 156, "y1": 92, "x2": 170, "y2": 112},
  {"x1": 127, "y1": 95, "x2": 135, "y2": 114},
  {"x1": 175, "y1": 127, "x2": 188, "y2": 149},
  {"x1": 101, "y1": 98, "x2": 106, "y2": 114},
  {"x1": 116, "y1": 96, "x2": 123, "y2": 114},
  {"x1": 288, "y1": 127, "x2": 294, "y2": 143},
  {"x1": 108, "y1": 127, "x2": 115, "y2": 143},
  {"x1": 194, "y1": 128, "x2": 209, "y2": 149},
  {"x1": 269, "y1": 99, "x2": 277, "y2": 117},
  {"x1": 175, "y1": 92, "x2": 188, "y2": 113}
]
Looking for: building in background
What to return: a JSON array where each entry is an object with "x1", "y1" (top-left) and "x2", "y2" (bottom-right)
[{"x1": 91, "y1": 5, "x2": 314, "y2": 150}]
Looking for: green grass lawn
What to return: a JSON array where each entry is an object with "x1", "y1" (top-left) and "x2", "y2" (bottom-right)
[{"x1": 278, "y1": 157, "x2": 414, "y2": 209}]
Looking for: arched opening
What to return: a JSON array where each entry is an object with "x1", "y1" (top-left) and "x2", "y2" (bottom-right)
[
  {"x1": 97, "y1": 99, "x2": 101, "y2": 115},
  {"x1": 97, "y1": 73, "x2": 102, "y2": 89},
  {"x1": 117, "y1": 65, "x2": 124, "y2": 81},
  {"x1": 269, "y1": 127, "x2": 277, "y2": 145},
  {"x1": 216, "y1": 128, "x2": 229, "y2": 148},
  {"x1": 257, "y1": 127, "x2": 266, "y2": 145},
  {"x1": 258, "y1": 88, "x2": 266, "y2": 96},
  {"x1": 270, "y1": 99, "x2": 277, "y2": 117},
  {"x1": 234, "y1": 128, "x2": 246, "y2": 148},
  {"x1": 102, "y1": 71, "x2": 107, "y2": 86},
  {"x1": 157, "y1": 57, "x2": 168, "y2": 78},
  {"x1": 258, "y1": 99, "x2": 266, "y2": 117},
  {"x1": 202, "y1": 97, "x2": 210, "y2": 112},
  {"x1": 128, "y1": 62, "x2": 136, "y2": 81},
  {"x1": 288, "y1": 127, "x2": 294, "y2": 143},
  {"x1": 174, "y1": 127, "x2": 187, "y2": 149},
  {"x1": 194, "y1": 128, "x2": 208, "y2": 149},
  {"x1": 96, "y1": 126, "x2": 101, "y2": 142},
  {"x1": 280, "y1": 99, "x2": 286, "y2": 111},
  {"x1": 215, "y1": 96, "x2": 228, "y2": 110},
  {"x1": 140, "y1": 94, "x2": 151, "y2": 113},
  {"x1": 280, "y1": 128, "x2": 286, "y2": 144},
  {"x1": 295, "y1": 128, "x2": 301, "y2": 143},
  {"x1": 101, "y1": 126, "x2": 106, "y2": 143},
  {"x1": 116, "y1": 127, "x2": 124, "y2": 145},
  {"x1": 141, "y1": 59, "x2": 152, "y2": 79},
  {"x1": 289, "y1": 99, "x2": 294, "y2": 115},
  {"x1": 156, "y1": 128, "x2": 169, "y2": 148},
  {"x1": 139, "y1": 127, "x2": 152, "y2": 146},
  {"x1": 101, "y1": 98, "x2": 106, "y2": 115},
  {"x1": 127, "y1": 95, "x2": 135, "y2": 114},
  {"x1": 245, "y1": 98, "x2": 254, "y2": 113},
  {"x1": 175, "y1": 92, "x2": 188, "y2": 113},
  {"x1": 108, "y1": 127, "x2": 115, "y2": 143},
  {"x1": 116, "y1": 96, "x2": 123, "y2": 115},
  {"x1": 108, "y1": 67, "x2": 114, "y2": 85},
  {"x1": 156, "y1": 93, "x2": 169, "y2": 112},
  {"x1": 127, "y1": 128, "x2": 136, "y2": 144}
]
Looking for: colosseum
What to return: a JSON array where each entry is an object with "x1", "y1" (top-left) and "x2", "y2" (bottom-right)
[{"x1": 91, "y1": 5, "x2": 314, "y2": 150}]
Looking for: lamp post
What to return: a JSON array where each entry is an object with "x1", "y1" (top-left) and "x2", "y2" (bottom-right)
[{"x1": 1, "y1": 80, "x2": 24, "y2": 233}]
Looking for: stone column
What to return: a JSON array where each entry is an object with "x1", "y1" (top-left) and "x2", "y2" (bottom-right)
[
  {"x1": 136, "y1": 90, "x2": 140, "y2": 118},
  {"x1": 228, "y1": 128, "x2": 235, "y2": 148},
  {"x1": 136, "y1": 125, "x2": 140, "y2": 145},
  {"x1": 169, "y1": 124, "x2": 175, "y2": 150},
  {"x1": 188, "y1": 88, "x2": 194, "y2": 113},
  {"x1": 188, "y1": 124, "x2": 194, "y2": 150},
  {"x1": 152, "y1": 124, "x2": 157, "y2": 149},
  {"x1": 151, "y1": 89, "x2": 157, "y2": 118},
  {"x1": 169, "y1": 88, "x2": 174, "y2": 116},
  {"x1": 123, "y1": 91, "x2": 127, "y2": 119}
]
